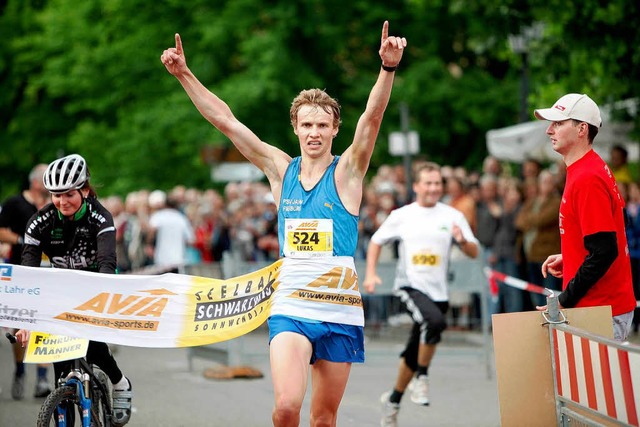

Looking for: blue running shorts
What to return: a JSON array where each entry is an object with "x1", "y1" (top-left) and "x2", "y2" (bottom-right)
[{"x1": 268, "y1": 315, "x2": 365, "y2": 364}]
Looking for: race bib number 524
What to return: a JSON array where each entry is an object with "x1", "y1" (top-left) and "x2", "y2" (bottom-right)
[{"x1": 284, "y1": 218, "x2": 333, "y2": 258}]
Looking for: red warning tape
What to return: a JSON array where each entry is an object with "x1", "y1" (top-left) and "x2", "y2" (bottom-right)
[
  {"x1": 482, "y1": 269, "x2": 640, "y2": 308},
  {"x1": 483, "y1": 268, "x2": 551, "y2": 297}
]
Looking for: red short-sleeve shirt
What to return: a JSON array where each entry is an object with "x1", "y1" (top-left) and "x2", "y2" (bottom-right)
[{"x1": 560, "y1": 150, "x2": 635, "y2": 315}]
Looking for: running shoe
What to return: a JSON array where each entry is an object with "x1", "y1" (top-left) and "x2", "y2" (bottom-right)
[
  {"x1": 12, "y1": 374, "x2": 25, "y2": 400},
  {"x1": 34, "y1": 378, "x2": 52, "y2": 398},
  {"x1": 380, "y1": 391, "x2": 399, "y2": 427},
  {"x1": 410, "y1": 375, "x2": 430, "y2": 406}
]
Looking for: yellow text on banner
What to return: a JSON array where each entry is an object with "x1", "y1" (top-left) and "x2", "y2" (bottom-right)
[{"x1": 24, "y1": 332, "x2": 89, "y2": 364}]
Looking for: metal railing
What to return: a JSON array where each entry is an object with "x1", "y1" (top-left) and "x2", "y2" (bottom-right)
[{"x1": 543, "y1": 295, "x2": 640, "y2": 427}]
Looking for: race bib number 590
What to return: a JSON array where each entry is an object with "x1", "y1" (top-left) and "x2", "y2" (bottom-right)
[{"x1": 411, "y1": 252, "x2": 441, "y2": 266}]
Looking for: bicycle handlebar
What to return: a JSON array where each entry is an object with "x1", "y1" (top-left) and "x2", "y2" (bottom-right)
[{"x1": 5, "y1": 332, "x2": 17, "y2": 344}]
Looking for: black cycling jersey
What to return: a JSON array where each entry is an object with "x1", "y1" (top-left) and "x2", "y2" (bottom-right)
[{"x1": 22, "y1": 197, "x2": 117, "y2": 273}]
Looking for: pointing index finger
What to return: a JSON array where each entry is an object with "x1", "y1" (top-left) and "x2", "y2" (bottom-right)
[
  {"x1": 381, "y1": 20, "x2": 389, "y2": 43},
  {"x1": 175, "y1": 33, "x2": 183, "y2": 55}
]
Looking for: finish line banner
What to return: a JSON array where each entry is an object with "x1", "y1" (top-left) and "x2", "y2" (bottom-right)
[{"x1": 0, "y1": 261, "x2": 281, "y2": 348}]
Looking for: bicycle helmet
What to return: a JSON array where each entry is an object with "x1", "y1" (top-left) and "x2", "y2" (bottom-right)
[{"x1": 43, "y1": 154, "x2": 90, "y2": 194}]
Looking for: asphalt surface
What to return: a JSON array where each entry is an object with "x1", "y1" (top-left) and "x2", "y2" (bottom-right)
[{"x1": 0, "y1": 324, "x2": 501, "y2": 426}]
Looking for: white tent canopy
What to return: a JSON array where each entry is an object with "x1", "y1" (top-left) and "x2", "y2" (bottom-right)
[{"x1": 486, "y1": 119, "x2": 637, "y2": 163}]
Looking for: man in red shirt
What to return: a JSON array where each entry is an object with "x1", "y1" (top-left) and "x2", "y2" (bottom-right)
[{"x1": 535, "y1": 93, "x2": 636, "y2": 341}]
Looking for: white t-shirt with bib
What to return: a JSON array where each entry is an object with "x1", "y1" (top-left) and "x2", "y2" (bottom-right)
[{"x1": 370, "y1": 202, "x2": 477, "y2": 301}]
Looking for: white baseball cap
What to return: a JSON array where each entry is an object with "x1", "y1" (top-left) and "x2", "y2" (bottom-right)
[{"x1": 534, "y1": 93, "x2": 602, "y2": 127}]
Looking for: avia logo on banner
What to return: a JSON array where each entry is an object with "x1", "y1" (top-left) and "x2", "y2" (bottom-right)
[
  {"x1": 291, "y1": 267, "x2": 363, "y2": 308},
  {"x1": 54, "y1": 288, "x2": 178, "y2": 332},
  {"x1": 307, "y1": 266, "x2": 359, "y2": 292}
]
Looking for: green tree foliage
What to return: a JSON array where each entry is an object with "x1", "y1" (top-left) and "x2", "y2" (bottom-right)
[{"x1": 1, "y1": 0, "x2": 638, "y2": 200}]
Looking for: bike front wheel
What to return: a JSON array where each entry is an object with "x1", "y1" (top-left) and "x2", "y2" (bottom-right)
[
  {"x1": 37, "y1": 385, "x2": 77, "y2": 427},
  {"x1": 91, "y1": 368, "x2": 113, "y2": 427}
]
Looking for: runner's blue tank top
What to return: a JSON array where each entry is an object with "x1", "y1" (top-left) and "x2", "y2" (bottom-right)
[{"x1": 278, "y1": 156, "x2": 358, "y2": 257}]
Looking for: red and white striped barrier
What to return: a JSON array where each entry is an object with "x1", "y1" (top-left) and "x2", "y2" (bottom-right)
[
  {"x1": 552, "y1": 328, "x2": 639, "y2": 426},
  {"x1": 483, "y1": 268, "x2": 551, "y2": 298},
  {"x1": 484, "y1": 268, "x2": 640, "y2": 309}
]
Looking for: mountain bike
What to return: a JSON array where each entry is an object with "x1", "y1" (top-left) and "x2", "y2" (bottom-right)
[{"x1": 6, "y1": 332, "x2": 115, "y2": 427}]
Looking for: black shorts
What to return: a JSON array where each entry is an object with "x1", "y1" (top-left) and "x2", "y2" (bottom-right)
[
  {"x1": 397, "y1": 287, "x2": 449, "y2": 371},
  {"x1": 53, "y1": 341, "x2": 123, "y2": 385}
]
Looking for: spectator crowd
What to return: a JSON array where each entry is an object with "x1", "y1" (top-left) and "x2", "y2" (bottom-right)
[{"x1": 1, "y1": 153, "x2": 638, "y2": 333}]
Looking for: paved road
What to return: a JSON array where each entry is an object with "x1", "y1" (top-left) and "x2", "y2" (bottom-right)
[{"x1": 0, "y1": 325, "x2": 500, "y2": 426}]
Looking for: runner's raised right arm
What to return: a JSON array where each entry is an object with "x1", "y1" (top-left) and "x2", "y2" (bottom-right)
[{"x1": 160, "y1": 34, "x2": 291, "y2": 198}]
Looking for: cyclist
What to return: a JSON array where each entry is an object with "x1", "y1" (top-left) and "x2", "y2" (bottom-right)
[{"x1": 15, "y1": 153, "x2": 133, "y2": 426}]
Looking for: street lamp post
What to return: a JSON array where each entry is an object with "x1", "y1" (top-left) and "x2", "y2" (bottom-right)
[
  {"x1": 400, "y1": 102, "x2": 413, "y2": 200},
  {"x1": 519, "y1": 50, "x2": 529, "y2": 123},
  {"x1": 509, "y1": 23, "x2": 544, "y2": 123},
  {"x1": 388, "y1": 104, "x2": 419, "y2": 204}
]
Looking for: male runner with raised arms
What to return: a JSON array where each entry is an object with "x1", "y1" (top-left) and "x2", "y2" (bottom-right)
[{"x1": 162, "y1": 21, "x2": 406, "y2": 427}]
